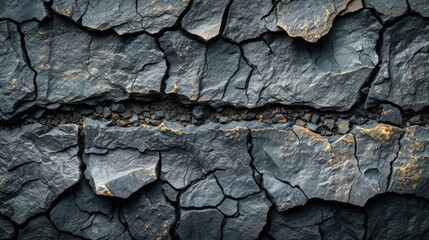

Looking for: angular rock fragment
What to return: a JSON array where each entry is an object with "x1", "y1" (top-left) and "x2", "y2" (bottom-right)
[
  {"x1": 51, "y1": 0, "x2": 189, "y2": 34},
  {"x1": 178, "y1": 209, "x2": 224, "y2": 240},
  {"x1": 409, "y1": 0, "x2": 429, "y2": 17},
  {"x1": 0, "y1": 0, "x2": 48, "y2": 22},
  {"x1": 222, "y1": 193, "x2": 271, "y2": 240},
  {"x1": 0, "y1": 21, "x2": 36, "y2": 121},
  {"x1": 50, "y1": 181, "x2": 132, "y2": 239},
  {"x1": 0, "y1": 124, "x2": 80, "y2": 224},
  {"x1": 181, "y1": 0, "x2": 230, "y2": 41},
  {"x1": 276, "y1": 0, "x2": 352, "y2": 42},
  {"x1": 365, "y1": 195, "x2": 429, "y2": 239},
  {"x1": 242, "y1": 10, "x2": 380, "y2": 110},
  {"x1": 162, "y1": 183, "x2": 179, "y2": 202},
  {"x1": 389, "y1": 126, "x2": 429, "y2": 198},
  {"x1": 223, "y1": 0, "x2": 277, "y2": 42},
  {"x1": 162, "y1": 11, "x2": 380, "y2": 110},
  {"x1": 122, "y1": 182, "x2": 176, "y2": 240},
  {"x1": 268, "y1": 201, "x2": 365, "y2": 240},
  {"x1": 339, "y1": 0, "x2": 363, "y2": 15},
  {"x1": 380, "y1": 104, "x2": 403, "y2": 126},
  {"x1": 0, "y1": 215, "x2": 14, "y2": 239},
  {"x1": 252, "y1": 125, "x2": 361, "y2": 206},
  {"x1": 365, "y1": 0, "x2": 408, "y2": 22},
  {"x1": 18, "y1": 216, "x2": 60, "y2": 240},
  {"x1": 366, "y1": 17, "x2": 429, "y2": 111},
  {"x1": 217, "y1": 198, "x2": 238, "y2": 216},
  {"x1": 349, "y1": 123, "x2": 403, "y2": 205},
  {"x1": 21, "y1": 16, "x2": 166, "y2": 108},
  {"x1": 180, "y1": 174, "x2": 224, "y2": 208}
]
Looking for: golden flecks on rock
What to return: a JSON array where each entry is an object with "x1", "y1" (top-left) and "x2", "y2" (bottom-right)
[
  {"x1": 95, "y1": 182, "x2": 114, "y2": 197},
  {"x1": 359, "y1": 124, "x2": 403, "y2": 144}
]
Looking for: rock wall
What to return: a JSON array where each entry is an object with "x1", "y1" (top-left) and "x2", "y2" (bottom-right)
[{"x1": 1, "y1": 0, "x2": 429, "y2": 239}]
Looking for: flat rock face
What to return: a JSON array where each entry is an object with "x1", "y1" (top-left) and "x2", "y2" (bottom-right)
[
  {"x1": 161, "y1": 11, "x2": 380, "y2": 110},
  {"x1": 366, "y1": 16, "x2": 429, "y2": 111},
  {"x1": 50, "y1": 181, "x2": 132, "y2": 240},
  {"x1": 0, "y1": 124, "x2": 80, "y2": 224},
  {"x1": 409, "y1": 0, "x2": 429, "y2": 17},
  {"x1": 122, "y1": 182, "x2": 176, "y2": 240},
  {"x1": 0, "y1": 21, "x2": 36, "y2": 121},
  {"x1": 21, "y1": 16, "x2": 166, "y2": 107},
  {"x1": 179, "y1": 209, "x2": 224, "y2": 240},
  {"x1": 181, "y1": 0, "x2": 230, "y2": 41},
  {"x1": 223, "y1": 0, "x2": 277, "y2": 42},
  {"x1": 0, "y1": 0, "x2": 48, "y2": 22},
  {"x1": 51, "y1": 0, "x2": 189, "y2": 34},
  {"x1": 365, "y1": 0, "x2": 408, "y2": 22},
  {"x1": 276, "y1": 0, "x2": 352, "y2": 42},
  {"x1": 18, "y1": 216, "x2": 60, "y2": 240},
  {"x1": 389, "y1": 126, "x2": 429, "y2": 198}
]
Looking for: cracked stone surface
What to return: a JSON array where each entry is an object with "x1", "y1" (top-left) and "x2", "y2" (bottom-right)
[
  {"x1": 21, "y1": 16, "x2": 166, "y2": 108},
  {"x1": 0, "y1": 124, "x2": 80, "y2": 224},
  {"x1": 2, "y1": 1, "x2": 429, "y2": 239},
  {"x1": 366, "y1": 16, "x2": 429, "y2": 111},
  {"x1": 0, "y1": 0, "x2": 48, "y2": 22},
  {"x1": 0, "y1": 21, "x2": 36, "y2": 121},
  {"x1": 181, "y1": 0, "x2": 230, "y2": 42},
  {"x1": 122, "y1": 182, "x2": 176, "y2": 240},
  {"x1": 276, "y1": 0, "x2": 352, "y2": 43},
  {"x1": 51, "y1": 0, "x2": 189, "y2": 35},
  {"x1": 50, "y1": 180, "x2": 132, "y2": 239}
]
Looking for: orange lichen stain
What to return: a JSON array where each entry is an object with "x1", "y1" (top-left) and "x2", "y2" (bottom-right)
[
  {"x1": 166, "y1": 84, "x2": 181, "y2": 94},
  {"x1": 294, "y1": 126, "x2": 329, "y2": 150},
  {"x1": 96, "y1": 182, "x2": 114, "y2": 197},
  {"x1": 159, "y1": 124, "x2": 188, "y2": 135},
  {"x1": 340, "y1": 134, "x2": 355, "y2": 146},
  {"x1": 359, "y1": 124, "x2": 403, "y2": 144}
]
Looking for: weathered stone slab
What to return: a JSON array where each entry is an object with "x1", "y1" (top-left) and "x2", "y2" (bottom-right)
[
  {"x1": 161, "y1": 11, "x2": 380, "y2": 111},
  {"x1": 366, "y1": 16, "x2": 429, "y2": 111},
  {"x1": 122, "y1": 182, "x2": 176, "y2": 240},
  {"x1": 21, "y1": 16, "x2": 166, "y2": 108},
  {"x1": 223, "y1": 0, "x2": 277, "y2": 42},
  {"x1": 180, "y1": 174, "x2": 224, "y2": 208},
  {"x1": 389, "y1": 126, "x2": 429, "y2": 198},
  {"x1": 19, "y1": 216, "x2": 60, "y2": 240},
  {"x1": 50, "y1": 181, "x2": 132, "y2": 239},
  {"x1": 0, "y1": 0, "x2": 47, "y2": 22},
  {"x1": 181, "y1": 0, "x2": 230, "y2": 41},
  {"x1": 365, "y1": 0, "x2": 408, "y2": 22},
  {"x1": 276, "y1": 0, "x2": 352, "y2": 42},
  {"x1": 178, "y1": 209, "x2": 224, "y2": 240},
  {"x1": 0, "y1": 124, "x2": 79, "y2": 224},
  {"x1": 51, "y1": 0, "x2": 189, "y2": 34},
  {"x1": 409, "y1": 0, "x2": 429, "y2": 17},
  {"x1": 0, "y1": 21, "x2": 36, "y2": 121},
  {"x1": 0, "y1": 215, "x2": 14, "y2": 239}
]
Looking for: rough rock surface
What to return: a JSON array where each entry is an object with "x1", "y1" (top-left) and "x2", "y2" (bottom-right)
[
  {"x1": 366, "y1": 16, "x2": 429, "y2": 111},
  {"x1": 0, "y1": 0, "x2": 48, "y2": 22},
  {"x1": 276, "y1": 0, "x2": 352, "y2": 42},
  {"x1": 409, "y1": 0, "x2": 429, "y2": 17},
  {"x1": 365, "y1": 0, "x2": 408, "y2": 22},
  {"x1": 0, "y1": 124, "x2": 79, "y2": 224},
  {"x1": 51, "y1": 0, "x2": 189, "y2": 35},
  {"x1": 0, "y1": 21, "x2": 36, "y2": 121},
  {"x1": 181, "y1": 0, "x2": 230, "y2": 42},
  {"x1": 21, "y1": 16, "x2": 166, "y2": 108},
  {"x1": 0, "y1": 215, "x2": 14, "y2": 239}
]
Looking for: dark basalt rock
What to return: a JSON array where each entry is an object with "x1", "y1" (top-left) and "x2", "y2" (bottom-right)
[
  {"x1": 389, "y1": 125, "x2": 429, "y2": 198},
  {"x1": 0, "y1": 124, "x2": 79, "y2": 224},
  {"x1": 50, "y1": 180, "x2": 132, "y2": 239},
  {"x1": 223, "y1": 0, "x2": 278, "y2": 42},
  {"x1": 379, "y1": 104, "x2": 403, "y2": 126},
  {"x1": 21, "y1": 16, "x2": 166, "y2": 108},
  {"x1": 161, "y1": 11, "x2": 381, "y2": 110},
  {"x1": 122, "y1": 182, "x2": 176, "y2": 240},
  {"x1": 0, "y1": 21, "x2": 36, "y2": 121},
  {"x1": 276, "y1": 0, "x2": 352, "y2": 43},
  {"x1": 366, "y1": 16, "x2": 429, "y2": 111},
  {"x1": 51, "y1": 0, "x2": 189, "y2": 35},
  {"x1": 365, "y1": 0, "x2": 408, "y2": 22},
  {"x1": 0, "y1": 0, "x2": 48, "y2": 22},
  {"x1": 178, "y1": 209, "x2": 224, "y2": 240},
  {"x1": 18, "y1": 216, "x2": 63, "y2": 240},
  {"x1": 0, "y1": 215, "x2": 14, "y2": 239},
  {"x1": 365, "y1": 195, "x2": 429, "y2": 239},
  {"x1": 180, "y1": 174, "x2": 224, "y2": 208},
  {"x1": 409, "y1": 0, "x2": 429, "y2": 17},
  {"x1": 181, "y1": 0, "x2": 230, "y2": 42}
]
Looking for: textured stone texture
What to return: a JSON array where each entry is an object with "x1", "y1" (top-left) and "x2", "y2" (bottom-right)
[
  {"x1": 51, "y1": 0, "x2": 189, "y2": 34},
  {"x1": 0, "y1": 215, "x2": 14, "y2": 240},
  {"x1": 0, "y1": 21, "x2": 36, "y2": 121},
  {"x1": 276, "y1": 0, "x2": 352, "y2": 42},
  {"x1": 365, "y1": 0, "x2": 408, "y2": 22},
  {"x1": 0, "y1": 124, "x2": 79, "y2": 224},
  {"x1": 21, "y1": 16, "x2": 166, "y2": 108},
  {"x1": 0, "y1": 0, "x2": 48, "y2": 22},
  {"x1": 366, "y1": 16, "x2": 429, "y2": 111},
  {"x1": 409, "y1": 0, "x2": 429, "y2": 17}
]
